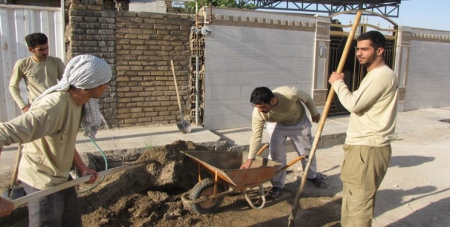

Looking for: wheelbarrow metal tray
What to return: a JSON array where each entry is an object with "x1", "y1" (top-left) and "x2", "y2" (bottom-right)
[{"x1": 182, "y1": 151, "x2": 282, "y2": 191}]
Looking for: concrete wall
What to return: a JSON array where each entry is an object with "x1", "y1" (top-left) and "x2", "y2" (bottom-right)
[
  {"x1": 401, "y1": 27, "x2": 450, "y2": 110},
  {"x1": 201, "y1": 8, "x2": 317, "y2": 129}
]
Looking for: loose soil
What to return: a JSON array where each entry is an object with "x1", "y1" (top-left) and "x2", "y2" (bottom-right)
[
  {"x1": 2, "y1": 111, "x2": 450, "y2": 227},
  {"x1": 5, "y1": 126, "x2": 449, "y2": 227},
  {"x1": 0, "y1": 140, "x2": 342, "y2": 227}
]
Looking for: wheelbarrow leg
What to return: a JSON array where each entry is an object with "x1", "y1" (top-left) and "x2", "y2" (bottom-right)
[{"x1": 243, "y1": 185, "x2": 266, "y2": 209}]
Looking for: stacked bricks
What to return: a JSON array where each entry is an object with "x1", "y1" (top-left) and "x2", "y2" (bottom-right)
[
  {"x1": 189, "y1": 21, "x2": 205, "y2": 123},
  {"x1": 115, "y1": 12, "x2": 191, "y2": 126},
  {"x1": 68, "y1": 0, "x2": 118, "y2": 127}
]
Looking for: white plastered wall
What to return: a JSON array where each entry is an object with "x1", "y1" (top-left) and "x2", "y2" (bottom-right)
[
  {"x1": 202, "y1": 8, "x2": 316, "y2": 130},
  {"x1": 404, "y1": 27, "x2": 450, "y2": 110},
  {"x1": 129, "y1": 0, "x2": 167, "y2": 13}
]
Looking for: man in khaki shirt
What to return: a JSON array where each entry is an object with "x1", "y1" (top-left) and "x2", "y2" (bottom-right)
[
  {"x1": 9, "y1": 33, "x2": 65, "y2": 113},
  {"x1": 0, "y1": 55, "x2": 111, "y2": 226},
  {"x1": 329, "y1": 31, "x2": 398, "y2": 226},
  {"x1": 240, "y1": 86, "x2": 328, "y2": 200}
]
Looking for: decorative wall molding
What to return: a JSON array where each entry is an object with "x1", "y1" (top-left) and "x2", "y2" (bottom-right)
[
  {"x1": 210, "y1": 14, "x2": 316, "y2": 32},
  {"x1": 411, "y1": 33, "x2": 450, "y2": 42}
]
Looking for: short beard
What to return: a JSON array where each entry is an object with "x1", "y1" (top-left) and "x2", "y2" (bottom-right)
[{"x1": 361, "y1": 51, "x2": 378, "y2": 68}]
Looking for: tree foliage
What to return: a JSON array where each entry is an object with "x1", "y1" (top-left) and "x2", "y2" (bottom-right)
[{"x1": 180, "y1": 0, "x2": 256, "y2": 14}]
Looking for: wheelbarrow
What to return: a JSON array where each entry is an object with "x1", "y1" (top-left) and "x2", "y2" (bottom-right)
[
  {"x1": 180, "y1": 149, "x2": 280, "y2": 213},
  {"x1": 181, "y1": 145, "x2": 308, "y2": 214}
]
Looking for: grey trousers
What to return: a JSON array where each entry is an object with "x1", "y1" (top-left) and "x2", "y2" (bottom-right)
[
  {"x1": 266, "y1": 117, "x2": 317, "y2": 188},
  {"x1": 23, "y1": 182, "x2": 82, "y2": 227}
]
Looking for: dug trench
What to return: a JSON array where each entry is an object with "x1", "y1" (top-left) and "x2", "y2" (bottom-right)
[{"x1": 0, "y1": 140, "x2": 342, "y2": 227}]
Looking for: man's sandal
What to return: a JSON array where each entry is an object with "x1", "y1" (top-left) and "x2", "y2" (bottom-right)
[
  {"x1": 266, "y1": 187, "x2": 283, "y2": 199},
  {"x1": 307, "y1": 177, "x2": 330, "y2": 189}
]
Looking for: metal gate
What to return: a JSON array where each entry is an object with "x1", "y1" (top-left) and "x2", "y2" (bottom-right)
[
  {"x1": 0, "y1": 4, "x2": 63, "y2": 122},
  {"x1": 328, "y1": 15, "x2": 397, "y2": 115}
]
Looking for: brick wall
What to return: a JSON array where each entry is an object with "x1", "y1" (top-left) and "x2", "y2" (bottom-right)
[
  {"x1": 115, "y1": 12, "x2": 191, "y2": 126},
  {"x1": 67, "y1": 0, "x2": 192, "y2": 128}
]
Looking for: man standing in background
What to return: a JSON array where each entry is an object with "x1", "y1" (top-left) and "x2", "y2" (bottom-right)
[{"x1": 9, "y1": 32, "x2": 65, "y2": 113}]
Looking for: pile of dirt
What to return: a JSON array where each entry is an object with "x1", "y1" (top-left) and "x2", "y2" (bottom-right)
[{"x1": 0, "y1": 140, "x2": 342, "y2": 227}]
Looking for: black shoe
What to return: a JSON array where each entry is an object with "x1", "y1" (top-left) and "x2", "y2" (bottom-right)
[
  {"x1": 266, "y1": 187, "x2": 283, "y2": 199},
  {"x1": 307, "y1": 176, "x2": 330, "y2": 189}
]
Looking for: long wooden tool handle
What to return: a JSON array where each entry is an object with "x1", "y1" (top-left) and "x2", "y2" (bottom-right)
[
  {"x1": 171, "y1": 60, "x2": 183, "y2": 112},
  {"x1": 12, "y1": 160, "x2": 154, "y2": 208},
  {"x1": 256, "y1": 144, "x2": 269, "y2": 156},
  {"x1": 288, "y1": 11, "x2": 362, "y2": 227},
  {"x1": 10, "y1": 144, "x2": 22, "y2": 187}
]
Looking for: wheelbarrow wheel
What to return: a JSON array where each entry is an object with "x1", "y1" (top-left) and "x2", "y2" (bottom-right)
[{"x1": 189, "y1": 178, "x2": 225, "y2": 214}]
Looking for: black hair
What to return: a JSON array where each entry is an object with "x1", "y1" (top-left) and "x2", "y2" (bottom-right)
[
  {"x1": 25, "y1": 33, "x2": 48, "y2": 48},
  {"x1": 357, "y1": 30, "x2": 386, "y2": 50},
  {"x1": 250, "y1": 87, "x2": 274, "y2": 104}
]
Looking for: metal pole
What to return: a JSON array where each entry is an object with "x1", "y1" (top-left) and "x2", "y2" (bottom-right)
[
  {"x1": 195, "y1": 1, "x2": 199, "y2": 125},
  {"x1": 60, "y1": 0, "x2": 66, "y2": 62},
  {"x1": 195, "y1": 55, "x2": 199, "y2": 124}
]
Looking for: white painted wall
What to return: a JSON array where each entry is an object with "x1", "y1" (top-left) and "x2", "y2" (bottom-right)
[
  {"x1": 129, "y1": 0, "x2": 167, "y2": 13},
  {"x1": 404, "y1": 27, "x2": 450, "y2": 111},
  {"x1": 203, "y1": 10, "x2": 316, "y2": 130},
  {"x1": 0, "y1": 5, "x2": 64, "y2": 122}
]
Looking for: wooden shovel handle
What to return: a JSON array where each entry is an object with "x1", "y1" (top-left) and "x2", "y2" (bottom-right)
[
  {"x1": 170, "y1": 60, "x2": 183, "y2": 113},
  {"x1": 12, "y1": 159, "x2": 155, "y2": 209},
  {"x1": 288, "y1": 11, "x2": 363, "y2": 227},
  {"x1": 10, "y1": 144, "x2": 22, "y2": 187}
]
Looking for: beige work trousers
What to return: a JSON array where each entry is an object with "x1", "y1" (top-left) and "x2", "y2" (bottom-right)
[{"x1": 340, "y1": 144, "x2": 391, "y2": 227}]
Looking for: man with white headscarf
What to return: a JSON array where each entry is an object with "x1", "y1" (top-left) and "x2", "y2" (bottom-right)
[{"x1": 0, "y1": 55, "x2": 112, "y2": 226}]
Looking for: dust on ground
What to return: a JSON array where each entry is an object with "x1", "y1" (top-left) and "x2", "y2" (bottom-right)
[{"x1": 0, "y1": 140, "x2": 341, "y2": 227}]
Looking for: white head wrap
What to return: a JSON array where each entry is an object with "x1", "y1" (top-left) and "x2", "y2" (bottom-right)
[{"x1": 33, "y1": 55, "x2": 112, "y2": 138}]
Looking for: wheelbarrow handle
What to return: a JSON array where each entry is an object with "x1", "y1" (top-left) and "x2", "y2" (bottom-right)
[
  {"x1": 256, "y1": 144, "x2": 269, "y2": 156},
  {"x1": 277, "y1": 155, "x2": 308, "y2": 173}
]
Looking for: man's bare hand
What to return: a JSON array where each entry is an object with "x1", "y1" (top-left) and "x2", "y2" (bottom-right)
[
  {"x1": 329, "y1": 72, "x2": 345, "y2": 85},
  {"x1": 0, "y1": 197, "x2": 14, "y2": 217},
  {"x1": 311, "y1": 114, "x2": 321, "y2": 123},
  {"x1": 239, "y1": 159, "x2": 253, "y2": 169},
  {"x1": 21, "y1": 104, "x2": 30, "y2": 113},
  {"x1": 79, "y1": 167, "x2": 98, "y2": 184}
]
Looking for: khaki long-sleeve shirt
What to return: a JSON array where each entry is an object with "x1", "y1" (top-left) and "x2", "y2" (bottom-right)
[
  {"x1": 9, "y1": 56, "x2": 65, "y2": 109},
  {"x1": 332, "y1": 65, "x2": 398, "y2": 146},
  {"x1": 248, "y1": 86, "x2": 319, "y2": 159},
  {"x1": 0, "y1": 92, "x2": 82, "y2": 189}
]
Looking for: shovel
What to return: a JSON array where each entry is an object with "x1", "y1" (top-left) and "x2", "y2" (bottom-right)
[
  {"x1": 287, "y1": 11, "x2": 363, "y2": 227},
  {"x1": 12, "y1": 159, "x2": 156, "y2": 208},
  {"x1": 171, "y1": 60, "x2": 191, "y2": 134},
  {"x1": 0, "y1": 144, "x2": 25, "y2": 200}
]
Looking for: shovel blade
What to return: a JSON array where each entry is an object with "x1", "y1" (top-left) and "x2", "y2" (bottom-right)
[{"x1": 176, "y1": 121, "x2": 191, "y2": 134}]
